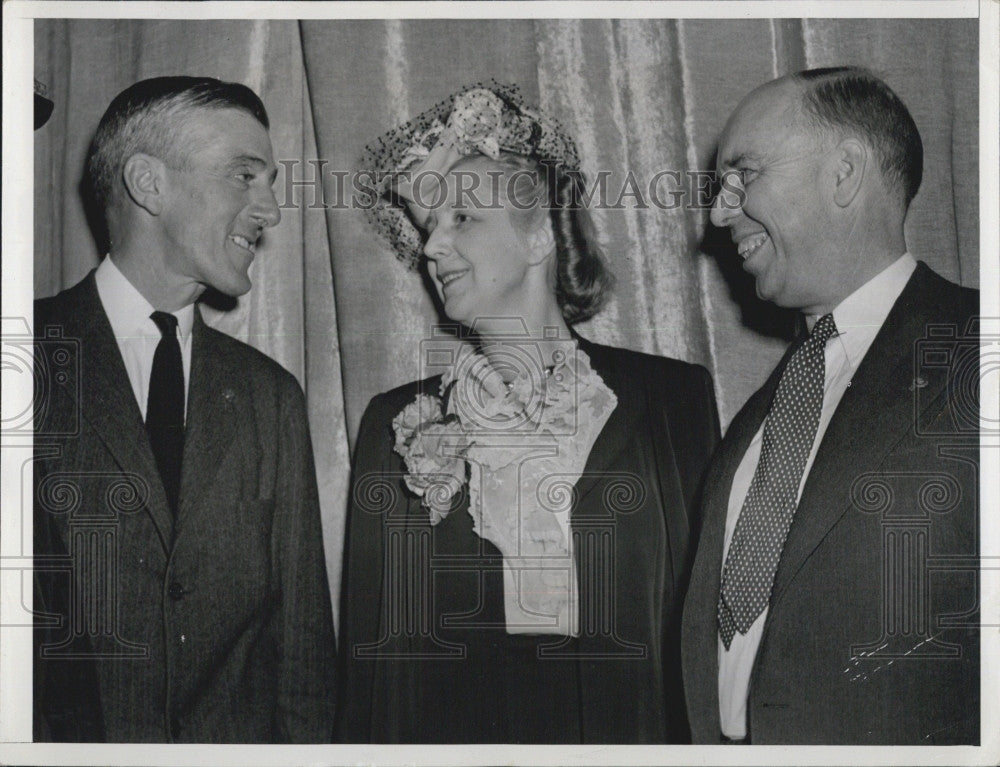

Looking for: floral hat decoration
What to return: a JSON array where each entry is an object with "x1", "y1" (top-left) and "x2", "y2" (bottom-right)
[{"x1": 361, "y1": 81, "x2": 582, "y2": 269}]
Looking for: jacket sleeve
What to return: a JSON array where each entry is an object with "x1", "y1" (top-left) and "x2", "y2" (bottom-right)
[
  {"x1": 644, "y1": 358, "x2": 721, "y2": 598},
  {"x1": 334, "y1": 392, "x2": 394, "y2": 742},
  {"x1": 270, "y1": 375, "x2": 337, "y2": 742},
  {"x1": 646, "y1": 359, "x2": 720, "y2": 743},
  {"x1": 683, "y1": 364, "x2": 721, "y2": 517},
  {"x1": 658, "y1": 361, "x2": 721, "y2": 523}
]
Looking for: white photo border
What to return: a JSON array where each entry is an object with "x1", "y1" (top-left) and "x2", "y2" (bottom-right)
[{"x1": 2, "y1": 2, "x2": 996, "y2": 765}]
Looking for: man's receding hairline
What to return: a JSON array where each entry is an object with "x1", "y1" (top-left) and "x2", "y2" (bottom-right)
[
  {"x1": 751, "y1": 77, "x2": 852, "y2": 154},
  {"x1": 721, "y1": 78, "x2": 820, "y2": 158},
  {"x1": 785, "y1": 75, "x2": 877, "y2": 155}
]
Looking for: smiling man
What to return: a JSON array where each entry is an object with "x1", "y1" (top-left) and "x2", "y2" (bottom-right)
[
  {"x1": 681, "y1": 67, "x2": 979, "y2": 744},
  {"x1": 33, "y1": 77, "x2": 336, "y2": 742}
]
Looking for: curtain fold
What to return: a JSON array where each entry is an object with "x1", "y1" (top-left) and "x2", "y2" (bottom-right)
[
  {"x1": 35, "y1": 18, "x2": 978, "y2": 627},
  {"x1": 535, "y1": 19, "x2": 713, "y2": 364}
]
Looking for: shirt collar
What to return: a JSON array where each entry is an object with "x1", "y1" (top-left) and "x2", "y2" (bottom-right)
[
  {"x1": 805, "y1": 253, "x2": 917, "y2": 369},
  {"x1": 95, "y1": 255, "x2": 195, "y2": 341}
]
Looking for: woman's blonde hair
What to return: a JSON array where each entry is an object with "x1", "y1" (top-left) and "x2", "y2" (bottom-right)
[{"x1": 489, "y1": 153, "x2": 614, "y2": 324}]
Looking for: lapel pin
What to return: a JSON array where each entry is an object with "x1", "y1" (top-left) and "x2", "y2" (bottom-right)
[
  {"x1": 222, "y1": 388, "x2": 236, "y2": 402},
  {"x1": 909, "y1": 376, "x2": 928, "y2": 391}
]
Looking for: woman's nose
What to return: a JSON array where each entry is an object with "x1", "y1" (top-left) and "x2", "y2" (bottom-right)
[{"x1": 423, "y1": 225, "x2": 450, "y2": 261}]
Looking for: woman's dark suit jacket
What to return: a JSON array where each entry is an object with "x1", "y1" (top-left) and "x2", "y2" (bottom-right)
[{"x1": 336, "y1": 337, "x2": 719, "y2": 743}]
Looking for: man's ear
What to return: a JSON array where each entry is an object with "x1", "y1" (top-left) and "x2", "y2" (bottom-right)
[
  {"x1": 832, "y1": 138, "x2": 867, "y2": 208},
  {"x1": 525, "y1": 219, "x2": 556, "y2": 266},
  {"x1": 122, "y1": 153, "x2": 167, "y2": 215}
]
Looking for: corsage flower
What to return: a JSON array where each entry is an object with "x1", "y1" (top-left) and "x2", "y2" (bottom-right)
[{"x1": 391, "y1": 394, "x2": 469, "y2": 524}]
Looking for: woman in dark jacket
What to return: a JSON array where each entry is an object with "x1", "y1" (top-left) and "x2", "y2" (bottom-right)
[{"x1": 337, "y1": 83, "x2": 719, "y2": 744}]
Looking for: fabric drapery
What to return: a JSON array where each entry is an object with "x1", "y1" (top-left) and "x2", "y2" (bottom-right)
[{"x1": 34, "y1": 18, "x2": 979, "y2": 627}]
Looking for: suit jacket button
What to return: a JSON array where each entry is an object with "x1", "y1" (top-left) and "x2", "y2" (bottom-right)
[{"x1": 168, "y1": 582, "x2": 185, "y2": 601}]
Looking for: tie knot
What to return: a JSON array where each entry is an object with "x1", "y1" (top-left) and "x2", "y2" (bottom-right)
[
  {"x1": 150, "y1": 310, "x2": 179, "y2": 338},
  {"x1": 810, "y1": 313, "x2": 837, "y2": 345}
]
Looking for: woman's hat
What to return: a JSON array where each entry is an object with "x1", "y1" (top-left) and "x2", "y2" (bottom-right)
[{"x1": 361, "y1": 82, "x2": 580, "y2": 269}]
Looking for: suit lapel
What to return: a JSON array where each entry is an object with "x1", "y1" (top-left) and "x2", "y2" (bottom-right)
[
  {"x1": 176, "y1": 309, "x2": 243, "y2": 528},
  {"x1": 771, "y1": 265, "x2": 950, "y2": 604},
  {"x1": 571, "y1": 338, "x2": 642, "y2": 507},
  {"x1": 56, "y1": 273, "x2": 175, "y2": 553}
]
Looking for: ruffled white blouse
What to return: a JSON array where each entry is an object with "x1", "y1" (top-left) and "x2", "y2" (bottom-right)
[{"x1": 392, "y1": 340, "x2": 617, "y2": 635}]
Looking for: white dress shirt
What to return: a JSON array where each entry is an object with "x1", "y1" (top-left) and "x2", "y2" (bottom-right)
[
  {"x1": 718, "y1": 253, "x2": 917, "y2": 738},
  {"x1": 94, "y1": 256, "x2": 194, "y2": 421}
]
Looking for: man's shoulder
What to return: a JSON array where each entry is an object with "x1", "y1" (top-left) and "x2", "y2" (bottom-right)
[
  {"x1": 34, "y1": 274, "x2": 97, "y2": 332},
  {"x1": 198, "y1": 320, "x2": 301, "y2": 394},
  {"x1": 908, "y1": 261, "x2": 979, "y2": 324}
]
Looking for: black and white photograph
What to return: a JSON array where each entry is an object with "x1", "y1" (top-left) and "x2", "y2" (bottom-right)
[{"x1": 1, "y1": 1, "x2": 997, "y2": 764}]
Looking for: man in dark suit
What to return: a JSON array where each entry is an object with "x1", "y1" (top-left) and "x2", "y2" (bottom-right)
[
  {"x1": 682, "y1": 67, "x2": 979, "y2": 744},
  {"x1": 33, "y1": 76, "x2": 336, "y2": 742}
]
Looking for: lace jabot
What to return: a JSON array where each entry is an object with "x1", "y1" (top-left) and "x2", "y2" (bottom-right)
[{"x1": 392, "y1": 340, "x2": 617, "y2": 635}]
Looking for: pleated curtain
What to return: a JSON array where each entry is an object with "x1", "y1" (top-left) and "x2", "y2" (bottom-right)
[{"x1": 34, "y1": 17, "x2": 979, "y2": 626}]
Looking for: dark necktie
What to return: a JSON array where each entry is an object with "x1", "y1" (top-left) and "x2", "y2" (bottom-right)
[
  {"x1": 719, "y1": 313, "x2": 838, "y2": 650},
  {"x1": 146, "y1": 311, "x2": 185, "y2": 515}
]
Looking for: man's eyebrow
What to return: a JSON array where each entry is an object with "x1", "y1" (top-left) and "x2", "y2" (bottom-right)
[
  {"x1": 231, "y1": 154, "x2": 267, "y2": 165},
  {"x1": 229, "y1": 154, "x2": 269, "y2": 170}
]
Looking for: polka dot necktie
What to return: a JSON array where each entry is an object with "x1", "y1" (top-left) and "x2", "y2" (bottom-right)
[
  {"x1": 718, "y1": 313, "x2": 837, "y2": 650},
  {"x1": 146, "y1": 310, "x2": 185, "y2": 516}
]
